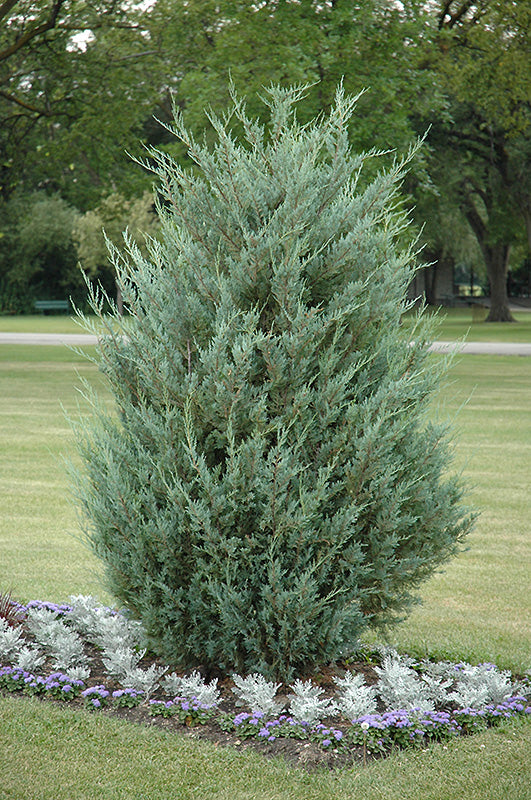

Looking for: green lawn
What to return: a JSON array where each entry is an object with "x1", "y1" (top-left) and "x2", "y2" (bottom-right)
[
  {"x1": 0, "y1": 341, "x2": 530, "y2": 799},
  {"x1": 1, "y1": 697, "x2": 530, "y2": 800},
  {"x1": 361, "y1": 355, "x2": 531, "y2": 672},
  {"x1": 0, "y1": 314, "x2": 89, "y2": 334},
  {"x1": 2, "y1": 306, "x2": 531, "y2": 341},
  {"x1": 427, "y1": 307, "x2": 531, "y2": 343},
  {"x1": 0, "y1": 344, "x2": 111, "y2": 602}
]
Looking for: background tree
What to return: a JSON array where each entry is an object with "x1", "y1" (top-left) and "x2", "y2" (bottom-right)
[
  {"x1": 170, "y1": 0, "x2": 438, "y2": 158},
  {"x1": 74, "y1": 191, "x2": 159, "y2": 312},
  {"x1": 0, "y1": 0, "x2": 161, "y2": 206},
  {"x1": 426, "y1": 0, "x2": 531, "y2": 320},
  {"x1": 73, "y1": 86, "x2": 473, "y2": 680},
  {"x1": 2, "y1": 0, "x2": 529, "y2": 317},
  {"x1": 0, "y1": 191, "x2": 81, "y2": 311}
]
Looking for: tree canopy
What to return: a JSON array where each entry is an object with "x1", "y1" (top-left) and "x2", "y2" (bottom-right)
[{"x1": 1, "y1": 0, "x2": 530, "y2": 318}]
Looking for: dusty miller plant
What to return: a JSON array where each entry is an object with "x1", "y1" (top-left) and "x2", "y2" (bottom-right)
[
  {"x1": 333, "y1": 671, "x2": 378, "y2": 720},
  {"x1": 14, "y1": 645, "x2": 46, "y2": 673},
  {"x1": 120, "y1": 663, "x2": 166, "y2": 698},
  {"x1": 375, "y1": 653, "x2": 436, "y2": 712},
  {"x1": 448, "y1": 663, "x2": 522, "y2": 709},
  {"x1": 231, "y1": 673, "x2": 283, "y2": 716},
  {"x1": 0, "y1": 619, "x2": 24, "y2": 661},
  {"x1": 102, "y1": 647, "x2": 143, "y2": 681},
  {"x1": 163, "y1": 670, "x2": 221, "y2": 706},
  {"x1": 72, "y1": 82, "x2": 474, "y2": 680},
  {"x1": 25, "y1": 608, "x2": 88, "y2": 670},
  {"x1": 67, "y1": 595, "x2": 145, "y2": 651},
  {"x1": 288, "y1": 679, "x2": 337, "y2": 723}
]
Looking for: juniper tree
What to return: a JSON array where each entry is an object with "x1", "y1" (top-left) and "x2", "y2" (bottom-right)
[{"x1": 73, "y1": 84, "x2": 474, "y2": 681}]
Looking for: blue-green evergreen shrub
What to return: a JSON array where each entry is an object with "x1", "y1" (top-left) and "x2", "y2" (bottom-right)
[{"x1": 73, "y1": 85, "x2": 473, "y2": 680}]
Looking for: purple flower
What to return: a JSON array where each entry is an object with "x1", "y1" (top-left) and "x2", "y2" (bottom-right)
[{"x1": 322, "y1": 739, "x2": 332, "y2": 747}]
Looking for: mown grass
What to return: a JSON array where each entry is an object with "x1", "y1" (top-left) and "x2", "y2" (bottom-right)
[
  {"x1": 410, "y1": 306, "x2": 531, "y2": 343},
  {"x1": 1, "y1": 339, "x2": 530, "y2": 799},
  {"x1": 362, "y1": 355, "x2": 531, "y2": 672},
  {"x1": 0, "y1": 344, "x2": 110, "y2": 602},
  {"x1": 0, "y1": 697, "x2": 530, "y2": 800},
  {"x1": 0, "y1": 314, "x2": 91, "y2": 334},
  {"x1": 2, "y1": 306, "x2": 531, "y2": 341}
]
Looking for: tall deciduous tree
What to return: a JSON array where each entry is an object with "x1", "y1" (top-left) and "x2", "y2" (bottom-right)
[
  {"x1": 428, "y1": 0, "x2": 531, "y2": 320},
  {"x1": 169, "y1": 0, "x2": 438, "y2": 158},
  {"x1": 0, "y1": 0, "x2": 161, "y2": 206}
]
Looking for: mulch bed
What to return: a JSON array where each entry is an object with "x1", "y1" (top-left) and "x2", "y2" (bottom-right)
[{"x1": 3, "y1": 638, "x2": 381, "y2": 771}]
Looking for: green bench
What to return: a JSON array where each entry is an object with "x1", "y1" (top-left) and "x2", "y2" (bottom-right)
[{"x1": 34, "y1": 300, "x2": 71, "y2": 314}]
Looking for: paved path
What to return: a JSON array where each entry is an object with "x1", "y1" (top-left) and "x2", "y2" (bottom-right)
[
  {"x1": 0, "y1": 332, "x2": 99, "y2": 346},
  {"x1": 1, "y1": 332, "x2": 531, "y2": 355},
  {"x1": 429, "y1": 341, "x2": 531, "y2": 356}
]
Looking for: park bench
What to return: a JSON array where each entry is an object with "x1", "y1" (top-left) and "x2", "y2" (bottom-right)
[{"x1": 34, "y1": 300, "x2": 71, "y2": 314}]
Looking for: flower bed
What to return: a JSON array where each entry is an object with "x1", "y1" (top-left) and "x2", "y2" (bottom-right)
[{"x1": 1, "y1": 595, "x2": 530, "y2": 770}]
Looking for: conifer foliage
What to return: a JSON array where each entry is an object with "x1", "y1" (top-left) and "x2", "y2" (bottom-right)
[{"x1": 73, "y1": 85, "x2": 473, "y2": 680}]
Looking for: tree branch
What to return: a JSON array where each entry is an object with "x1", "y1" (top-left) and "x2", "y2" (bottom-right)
[
  {"x1": 0, "y1": 0, "x2": 66, "y2": 63},
  {"x1": 460, "y1": 188, "x2": 487, "y2": 245},
  {"x1": 0, "y1": 0, "x2": 19, "y2": 25},
  {"x1": 0, "y1": 88, "x2": 48, "y2": 116}
]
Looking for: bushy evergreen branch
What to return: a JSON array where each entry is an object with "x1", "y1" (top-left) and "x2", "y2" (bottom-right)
[{"x1": 72, "y1": 83, "x2": 474, "y2": 679}]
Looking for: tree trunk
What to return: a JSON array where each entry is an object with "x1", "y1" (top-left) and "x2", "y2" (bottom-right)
[
  {"x1": 463, "y1": 200, "x2": 515, "y2": 322},
  {"x1": 485, "y1": 243, "x2": 515, "y2": 322},
  {"x1": 424, "y1": 261, "x2": 438, "y2": 306},
  {"x1": 115, "y1": 279, "x2": 123, "y2": 316},
  {"x1": 523, "y1": 206, "x2": 531, "y2": 255}
]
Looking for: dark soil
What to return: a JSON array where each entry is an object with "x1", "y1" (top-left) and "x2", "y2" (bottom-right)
[
  {"x1": 92, "y1": 644, "x2": 379, "y2": 771},
  {"x1": 4, "y1": 637, "x2": 382, "y2": 772}
]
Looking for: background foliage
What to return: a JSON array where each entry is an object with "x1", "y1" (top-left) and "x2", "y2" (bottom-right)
[{"x1": 1, "y1": 1, "x2": 530, "y2": 319}]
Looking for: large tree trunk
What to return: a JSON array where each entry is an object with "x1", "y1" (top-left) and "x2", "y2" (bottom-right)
[
  {"x1": 485, "y1": 243, "x2": 515, "y2": 322},
  {"x1": 463, "y1": 201, "x2": 515, "y2": 322}
]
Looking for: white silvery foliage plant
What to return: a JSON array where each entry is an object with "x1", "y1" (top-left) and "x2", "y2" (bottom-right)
[
  {"x1": 26, "y1": 608, "x2": 89, "y2": 670},
  {"x1": 0, "y1": 619, "x2": 24, "y2": 660},
  {"x1": 288, "y1": 679, "x2": 337, "y2": 724},
  {"x1": 375, "y1": 653, "x2": 435, "y2": 712},
  {"x1": 14, "y1": 645, "x2": 46, "y2": 673},
  {"x1": 120, "y1": 663, "x2": 167, "y2": 698},
  {"x1": 231, "y1": 673, "x2": 284, "y2": 716},
  {"x1": 163, "y1": 670, "x2": 220, "y2": 706},
  {"x1": 102, "y1": 647, "x2": 143, "y2": 680},
  {"x1": 420, "y1": 659, "x2": 460, "y2": 680},
  {"x1": 49, "y1": 629, "x2": 88, "y2": 670},
  {"x1": 25, "y1": 607, "x2": 64, "y2": 644},
  {"x1": 67, "y1": 595, "x2": 112, "y2": 637},
  {"x1": 161, "y1": 671, "x2": 183, "y2": 696},
  {"x1": 93, "y1": 613, "x2": 145, "y2": 653},
  {"x1": 418, "y1": 672, "x2": 454, "y2": 706},
  {"x1": 448, "y1": 663, "x2": 521, "y2": 709},
  {"x1": 68, "y1": 595, "x2": 147, "y2": 652},
  {"x1": 333, "y1": 671, "x2": 378, "y2": 720},
  {"x1": 64, "y1": 665, "x2": 91, "y2": 682}
]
